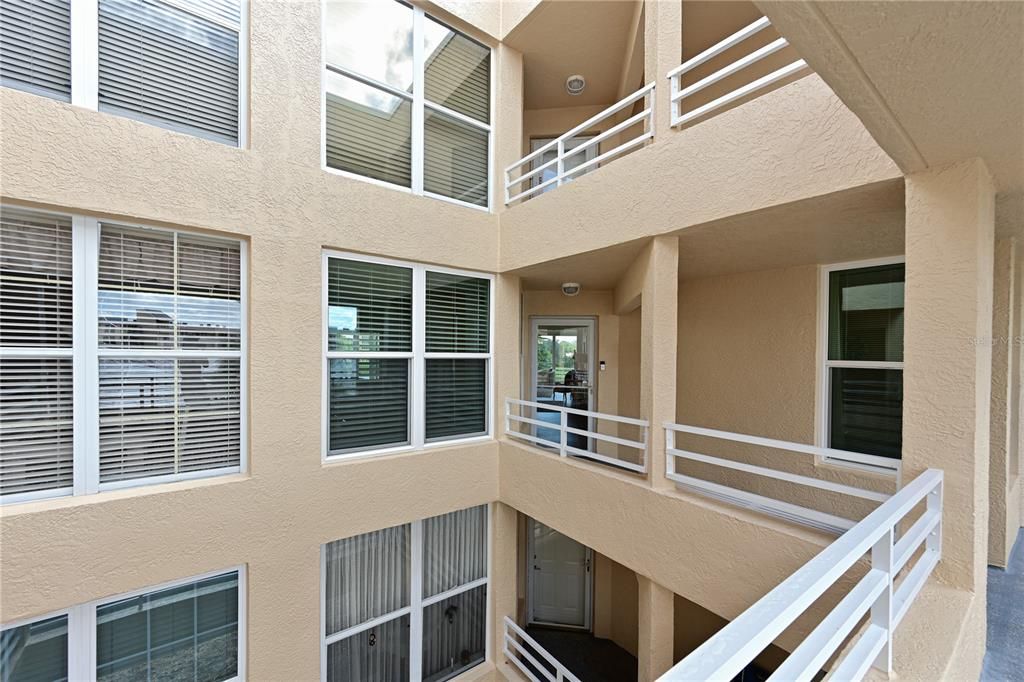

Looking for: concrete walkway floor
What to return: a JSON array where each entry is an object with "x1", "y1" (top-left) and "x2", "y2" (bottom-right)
[
  {"x1": 981, "y1": 529, "x2": 1024, "y2": 682},
  {"x1": 525, "y1": 625, "x2": 637, "y2": 682}
]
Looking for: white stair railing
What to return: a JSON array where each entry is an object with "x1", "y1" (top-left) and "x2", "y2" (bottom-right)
[
  {"x1": 665, "y1": 422, "x2": 899, "y2": 534},
  {"x1": 504, "y1": 83, "x2": 655, "y2": 205},
  {"x1": 503, "y1": 616, "x2": 582, "y2": 682},
  {"x1": 505, "y1": 397, "x2": 648, "y2": 473},
  {"x1": 659, "y1": 468, "x2": 943, "y2": 682},
  {"x1": 667, "y1": 16, "x2": 809, "y2": 128}
]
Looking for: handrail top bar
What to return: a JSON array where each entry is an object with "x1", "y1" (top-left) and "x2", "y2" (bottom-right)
[
  {"x1": 507, "y1": 397, "x2": 648, "y2": 426},
  {"x1": 504, "y1": 82, "x2": 655, "y2": 173},
  {"x1": 503, "y1": 616, "x2": 582, "y2": 682},
  {"x1": 666, "y1": 16, "x2": 771, "y2": 79},
  {"x1": 670, "y1": 36, "x2": 790, "y2": 103},
  {"x1": 664, "y1": 421, "x2": 901, "y2": 472},
  {"x1": 661, "y1": 468, "x2": 943, "y2": 680}
]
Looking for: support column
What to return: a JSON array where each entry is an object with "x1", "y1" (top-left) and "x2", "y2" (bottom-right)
[
  {"x1": 903, "y1": 158, "x2": 995, "y2": 594},
  {"x1": 641, "y1": 236, "x2": 679, "y2": 489},
  {"x1": 644, "y1": 0, "x2": 682, "y2": 138},
  {"x1": 989, "y1": 237, "x2": 1019, "y2": 567},
  {"x1": 494, "y1": 44, "x2": 524, "y2": 211},
  {"x1": 490, "y1": 502, "x2": 519, "y2": 666},
  {"x1": 494, "y1": 273, "x2": 522, "y2": 436},
  {"x1": 637, "y1": 574, "x2": 674, "y2": 682}
]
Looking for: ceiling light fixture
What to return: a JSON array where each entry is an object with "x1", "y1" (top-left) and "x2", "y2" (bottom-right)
[{"x1": 566, "y1": 74, "x2": 586, "y2": 96}]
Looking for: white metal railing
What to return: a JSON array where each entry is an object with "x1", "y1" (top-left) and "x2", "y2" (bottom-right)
[
  {"x1": 665, "y1": 423, "x2": 900, "y2": 535},
  {"x1": 505, "y1": 397, "x2": 648, "y2": 473},
  {"x1": 667, "y1": 16, "x2": 809, "y2": 128},
  {"x1": 503, "y1": 616, "x2": 582, "y2": 682},
  {"x1": 660, "y1": 468, "x2": 943, "y2": 682},
  {"x1": 504, "y1": 83, "x2": 655, "y2": 205}
]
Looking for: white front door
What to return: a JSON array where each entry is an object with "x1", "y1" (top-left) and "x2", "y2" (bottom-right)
[{"x1": 528, "y1": 519, "x2": 592, "y2": 629}]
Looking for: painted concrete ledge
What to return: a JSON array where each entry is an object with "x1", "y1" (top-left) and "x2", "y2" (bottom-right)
[
  {"x1": 498, "y1": 73, "x2": 901, "y2": 272},
  {"x1": 497, "y1": 440, "x2": 866, "y2": 655}
]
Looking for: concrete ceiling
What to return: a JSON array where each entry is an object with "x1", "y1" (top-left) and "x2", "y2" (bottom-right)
[
  {"x1": 515, "y1": 238, "x2": 648, "y2": 291},
  {"x1": 504, "y1": 0, "x2": 641, "y2": 109},
  {"x1": 757, "y1": 0, "x2": 1024, "y2": 233}
]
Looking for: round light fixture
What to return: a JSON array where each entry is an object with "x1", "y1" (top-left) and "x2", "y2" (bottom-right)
[
  {"x1": 561, "y1": 282, "x2": 582, "y2": 297},
  {"x1": 566, "y1": 75, "x2": 586, "y2": 96}
]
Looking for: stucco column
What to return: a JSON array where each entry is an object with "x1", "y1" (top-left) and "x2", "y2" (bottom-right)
[
  {"x1": 903, "y1": 158, "x2": 995, "y2": 594},
  {"x1": 644, "y1": 0, "x2": 682, "y2": 139},
  {"x1": 989, "y1": 237, "x2": 1019, "y2": 567},
  {"x1": 494, "y1": 44, "x2": 524, "y2": 211},
  {"x1": 495, "y1": 273, "x2": 522, "y2": 433},
  {"x1": 641, "y1": 236, "x2": 679, "y2": 489},
  {"x1": 490, "y1": 502, "x2": 518, "y2": 666},
  {"x1": 636, "y1": 574, "x2": 674, "y2": 682}
]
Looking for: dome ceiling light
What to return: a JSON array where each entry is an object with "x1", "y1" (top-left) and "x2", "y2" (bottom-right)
[{"x1": 566, "y1": 74, "x2": 586, "y2": 96}]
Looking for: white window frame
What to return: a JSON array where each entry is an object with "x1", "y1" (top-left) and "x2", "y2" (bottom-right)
[
  {"x1": 0, "y1": 207, "x2": 249, "y2": 506},
  {"x1": 63, "y1": 0, "x2": 249, "y2": 146},
  {"x1": 319, "y1": 0, "x2": 494, "y2": 213},
  {"x1": 815, "y1": 255, "x2": 905, "y2": 475},
  {"x1": 0, "y1": 565, "x2": 247, "y2": 681},
  {"x1": 319, "y1": 505, "x2": 492, "y2": 682},
  {"x1": 321, "y1": 250, "x2": 494, "y2": 462}
]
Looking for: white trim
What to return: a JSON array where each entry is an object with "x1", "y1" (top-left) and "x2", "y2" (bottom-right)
[
  {"x1": 322, "y1": 250, "x2": 495, "y2": 463},
  {"x1": 320, "y1": 0, "x2": 493, "y2": 212},
  {"x1": 816, "y1": 256, "x2": 906, "y2": 472},
  {"x1": 70, "y1": 0, "x2": 99, "y2": 110}
]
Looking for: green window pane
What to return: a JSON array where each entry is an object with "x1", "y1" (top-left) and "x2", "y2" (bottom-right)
[
  {"x1": 424, "y1": 109, "x2": 488, "y2": 207},
  {"x1": 329, "y1": 358, "x2": 409, "y2": 452},
  {"x1": 830, "y1": 367, "x2": 902, "y2": 459},
  {"x1": 422, "y1": 585, "x2": 486, "y2": 682},
  {"x1": 425, "y1": 359, "x2": 486, "y2": 442},
  {"x1": 424, "y1": 17, "x2": 490, "y2": 124},
  {"x1": 425, "y1": 272, "x2": 489, "y2": 353},
  {"x1": 328, "y1": 259, "x2": 413, "y2": 353},
  {"x1": 0, "y1": 614, "x2": 68, "y2": 682},
  {"x1": 327, "y1": 614, "x2": 409, "y2": 682},
  {"x1": 828, "y1": 263, "x2": 905, "y2": 362}
]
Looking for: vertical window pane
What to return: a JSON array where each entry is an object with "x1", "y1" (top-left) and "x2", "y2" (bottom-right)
[
  {"x1": 326, "y1": 614, "x2": 409, "y2": 682},
  {"x1": 425, "y1": 272, "x2": 489, "y2": 353},
  {"x1": 422, "y1": 586, "x2": 486, "y2": 682},
  {"x1": 325, "y1": 524, "x2": 411, "y2": 635},
  {"x1": 323, "y1": 0, "x2": 414, "y2": 90},
  {"x1": 422, "y1": 505, "x2": 486, "y2": 598},
  {"x1": 97, "y1": 0, "x2": 240, "y2": 144},
  {"x1": 0, "y1": 614, "x2": 68, "y2": 682},
  {"x1": 99, "y1": 358, "x2": 176, "y2": 483},
  {"x1": 424, "y1": 109, "x2": 488, "y2": 207},
  {"x1": 425, "y1": 359, "x2": 486, "y2": 442},
  {"x1": 830, "y1": 367, "x2": 903, "y2": 459},
  {"x1": 828, "y1": 263, "x2": 904, "y2": 362},
  {"x1": 424, "y1": 17, "x2": 490, "y2": 124},
  {"x1": 0, "y1": 0, "x2": 71, "y2": 101},
  {"x1": 326, "y1": 73, "x2": 413, "y2": 187},
  {"x1": 327, "y1": 259, "x2": 412, "y2": 353},
  {"x1": 96, "y1": 572, "x2": 238, "y2": 682}
]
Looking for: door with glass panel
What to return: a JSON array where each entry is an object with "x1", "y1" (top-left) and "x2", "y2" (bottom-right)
[
  {"x1": 530, "y1": 136, "x2": 597, "y2": 193},
  {"x1": 527, "y1": 519, "x2": 592, "y2": 630},
  {"x1": 530, "y1": 317, "x2": 596, "y2": 450}
]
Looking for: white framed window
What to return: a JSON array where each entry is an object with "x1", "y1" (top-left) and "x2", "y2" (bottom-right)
[
  {"x1": 0, "y1": 0, "x2": 248, "y2": 146},
  {"x1": 817, "y1": 256, "x2": 904, "y2": 471},
  {"x1": 0, "y1": 567, "x2": 245, "y2": 681},
  {"x1": 320, "y1": 505, "x2": 490, "y2": 682},
  {"x1": 321, "y1": 0, "x2": 493, "y2": 211},
  {"x1": 322, "y1": 251, "x2": 493, "y2": 461},
  {"x1": 0, "y1": 207, "x2": 248, "y2": 505}
]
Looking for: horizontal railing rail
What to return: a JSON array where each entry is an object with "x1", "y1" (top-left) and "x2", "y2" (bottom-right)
[
  {"x1": 659, "y1": 468, "x2": 943, "y2": 682},
  {"x1": 665, "y1": 423, "x2": 900, "y2": 534},
  {"x1": 503, "y1": 616, "x2": 582, "y2": 682},
  {"x1": 505, "y1": 397, "x2": 648, "y2": 473},
  {"x1": 667, "y1": 16, "x2": 809, "y2": 128},
  {"x1": 504, "y1": 83, "x2": 655, "y2": 205}
]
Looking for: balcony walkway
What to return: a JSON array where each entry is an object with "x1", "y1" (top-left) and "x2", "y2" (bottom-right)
[
  {"x1": 525, "y1": 625, "x2": 637, "y2": 682},
  {"x1": 981, "y1": 528, "x2": 1023, "y2": 681}
]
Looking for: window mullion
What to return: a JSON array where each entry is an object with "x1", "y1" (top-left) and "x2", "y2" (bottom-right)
[
  {"x1": 70, "y1": 0, "x2": 99, "y2": 109},
  {"x1": 67, "y1": 603, "x2": 96, "y2": 680},
  {"x1": 82, "y1": 217, "x2": 100, "y2": 495},
  {"x1": 411, "y1": 8, "x2": 425, "y2": 195},
  {"x1": 409, "y1": 519, "x2": 424, "y2": 682},
  {"x1": 413, "y1": 267, "x2": 426, "y2": 448}
]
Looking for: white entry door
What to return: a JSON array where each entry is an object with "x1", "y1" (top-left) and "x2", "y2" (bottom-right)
[{"x1": 528, "y1": 519, "x2": 592, "y2": 629}]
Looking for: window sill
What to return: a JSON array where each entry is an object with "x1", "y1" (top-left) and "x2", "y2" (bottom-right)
[
  {"x1": 321, "y1": 165, "x2": 491, "y2": 213},
  {"x1": 322, "y1": 435, "x2": 495, "y2": 466}
]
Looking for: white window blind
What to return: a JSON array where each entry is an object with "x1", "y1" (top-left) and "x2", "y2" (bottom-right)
[
  {"x1": 323, "y1": 253, "x2": 492, "y2": 460},
  {"x1": 0, "y1": 207, "x2": 246, "y2": 505},
  {"x1": 323, "y1": 0, "x2": 492, "y2": 210},
  {"x1": 322, "y1": 505, "x2": 488, "y2": 682},
  {"x1": 0, "y1": 0, "x2": 72, "y2": 100},
  {"x1": 0, "y1": 210, "x2": 74, "y2": 498}
]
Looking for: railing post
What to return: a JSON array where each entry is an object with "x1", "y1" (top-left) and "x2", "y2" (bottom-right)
[
  {"x1": 556, "y1": 139, "x2": 565, "y2": 187},
  {"x1": 504, "y1": 398, "x2": 511, "y2": 437},
  {"x1": 664, "y1": 426, "x2": 673, "y2": 478},
  {"x1": 927, "y1": 479, "x2": 943, "y2": 558},
  {"x1": 559, "y1": 409, "x2": 568, "y2": 457},
  {"x1": 668, "y1": 71, "x2": 678, "y2": 127},
  {"x1": 648, "y1": 85, "x2": 658, "y2": 137},
  {"x1": 870, "y1": 527, "x2": 894, "y2": 674}
]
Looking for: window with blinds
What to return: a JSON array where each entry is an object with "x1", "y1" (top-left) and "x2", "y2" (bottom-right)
[
  {"x1": 0, "y1": 207, "x2": 246, "y2": 505},
  {"x1": 324, "y1": 254, "x2": 491, "y2": 458},
  {"x1": 322, "y1": 505, "x2": 487, "y2": 682},
  {"x1": 0, "y1": 0, "x2": 71, "y2": 100},
  {"x1": 323, "y1": 0, "x2": 491, "y2": 209},
  {"x1": 0, "y1": 210, "x2": 74, "y2": 499},
  {"x1": 824, "y1": 261, "x2": 905, "y2": 461}
]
